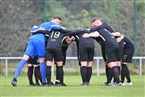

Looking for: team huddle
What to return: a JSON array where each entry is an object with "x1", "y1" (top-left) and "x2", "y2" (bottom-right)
[{"x1": 11, "y1": 16, "x2": 134, "y2": 87}]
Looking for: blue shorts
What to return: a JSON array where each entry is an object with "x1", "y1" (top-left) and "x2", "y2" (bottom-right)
[{"x1": 24, "y1": 39, "x2": 45, "y2": 58}]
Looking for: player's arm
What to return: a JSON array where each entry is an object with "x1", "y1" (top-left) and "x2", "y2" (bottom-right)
[
  {"x1": 50, "y1": 25, "x2": 63, "y2": 31},
  {"x1": 32, "y1": 30, "x2": 51, "y2": 35},
  {"x1": 111, "y1": 32, "x2": 121, "y2": 37},
  {"x1": 115, "y1": 34, "x2": 125, "y2": 42},
  {"x1": 51, "y1": 25, "x2": 87, "y2": 35},
  {"x1": 64, "y1": 29, "x2": 85, "y2": 36},
  {"x1": 30, "y1": 26, "x2": 45, "y2": 33},
  {"x1": 103, "y1": 23, "x2": 122, "y2": 36},
  {"x1": 82, "y1": 31, "x2": 100, "y2": 38}
]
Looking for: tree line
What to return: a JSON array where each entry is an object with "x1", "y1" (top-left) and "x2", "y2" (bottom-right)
[{"x1": 0, "y1": 0, "x2": 145, "y2": 57}]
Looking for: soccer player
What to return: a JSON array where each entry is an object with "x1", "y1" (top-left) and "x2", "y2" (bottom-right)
[
  {"x1": 120, "y1": 36, "x2": 134, "y2": 85},
  {"x1": 73, "y1": 29, "x2": 95, "y2": 86},
  {"x1": 55, "y1": 36, "x2": 75, "y2": 85},
  {"x1": 107, "y1": 34, "x2": 134, "y2": 86},
  {"x1": 61, "y1": 36, "x2": 76, "y2": 65},
  {"x1": 90, "y1": 17, "x2": 134, "y2": 86},
  {"x1": 45, "y1": 27, "x2": 84, "y2": 86},
  {"x1": 11, "y1": 16, "x2": 62, "y2": 86},
  {"x1": 83, "y1": 25, "x2": 121, "y2": 86},
  {"x1": 90, "y1": 18, "x2": 124, "y2": 85}
]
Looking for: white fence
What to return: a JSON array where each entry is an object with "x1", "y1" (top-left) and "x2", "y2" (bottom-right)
[{"x1": 0, "y1": 56, "x2": 145, "y2": 76}]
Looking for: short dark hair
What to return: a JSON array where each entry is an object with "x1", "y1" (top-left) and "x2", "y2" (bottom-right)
[
  {"x1": 91, "y1": 17, "x2": 100, "y2": 23},
  {"x1": 52, "y1": 16, "x2": 62, "y2": 21}
]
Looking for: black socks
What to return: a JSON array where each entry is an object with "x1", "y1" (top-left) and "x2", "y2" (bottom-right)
[
  {"x1": 121, "y1": 64, "x2": 131, "y2": 83},
  {"x1": 27, "y1": 66, "x2": 34, "y2": 85},
  {"x1": 112, "y1": 66, "x2": 120, "y2": 83},
  {"x1": 34, "y1": 66, "x2": 42, "y2": 84},
  {"x1": 80, "y1": 66, "x2": 87, "y2": 83},
  {"x1": 80, "y1": 66, "x2": 92, "y2": 83},
  {"x1": 46, "y1": 66, "x2": 52, "y2": 84},
  {"x1": 87, "y1": 67, "x2": 92, "y2": 83},
  {"x1": 56, "y1": 66, "x2": 64, "y2": 83},
  {"x1": 106, "y1": 67, "x2": 113, "y2": 83}
]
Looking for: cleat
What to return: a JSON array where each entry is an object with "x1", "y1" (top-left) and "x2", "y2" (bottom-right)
[
  {"x1": 105, "y1": 82, "x2": 114, "y2": 86},
  {"x1": 35, "y1": 83, "x2": 40, "y2": 86},
  {"x1": 41, "y1": 82, "x2": 47, "y2": 86},
  {"x1": 122, "y1": 83, "x2": 126, "y2": 86},
  {"x1": 125, "y1": 82, "x2": 132, "y2": 86},
  {"x1": 60, "y1": 83, "x2": 67, "y2": 86},
  {"x1": 11, "y1": 78, "x2": 17, "y2": 87},
  {"x1": 29, "y1": 83, "x2": 35, "y2": 86},
  {"x1": 55, "y1": 81, "x2": 67, "y2": 86},
  {"x1": 114, "y1": 82, "x2": 122, "y2": 86},
  {"x1": 47, "y1": 82, "x2": 54, "y2": 87},
  {"x1": 122, "y1": 82, "x2": 132, "y2": 86},
  {"x1": 80, "y1": 82, "x2": 89, "y2": 86}
]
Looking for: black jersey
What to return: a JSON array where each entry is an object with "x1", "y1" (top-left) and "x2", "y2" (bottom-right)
[
  {"x1": 99, "y1": 22, "x2": 116, "y2": 33},
  {"x1": 99, "y1": 22, "x2": 121, "y2": 38},
  {"x1": 75, "y1": 31, "x2": 95, "y2": 62},
  {"x1": 75, "y1": 31, "x2": 95, "y2": 46},
  {"x1": 90, "y1": 26, "x2": 118, "y2": 47},
  {"x1": 46, "y1": 30, "x2": 68, "y2": 50},
  {"x1": 46, "y1": 29, "x2": 83, "y2": 50},
  {"x1": 92, "y1": 22, "x2": 117, "y2": 45}
]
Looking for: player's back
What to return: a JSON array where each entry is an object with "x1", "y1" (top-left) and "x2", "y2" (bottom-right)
[
  {"x1": 46, "y1": 30, "x2": 67, "y2": 50},
  {"x1": 75, "y1": 32, "x2": 95, "y2": 46},
  {"x1": 91, "y1": 27, "x2": 118, "y2": 46}
]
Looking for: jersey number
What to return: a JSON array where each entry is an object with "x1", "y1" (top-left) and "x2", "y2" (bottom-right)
[{"x1": 50, "y1": 31, "x2": 60, "y2": 38}]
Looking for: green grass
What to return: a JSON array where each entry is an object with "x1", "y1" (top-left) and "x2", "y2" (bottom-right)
[{"x1": 0, "y1": 74, "x2": 145, "y2": 97}]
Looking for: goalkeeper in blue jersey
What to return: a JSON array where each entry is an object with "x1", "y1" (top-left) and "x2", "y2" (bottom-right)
[{"x1": 11, "y1": 16, "x2": 62, "y2": 86}]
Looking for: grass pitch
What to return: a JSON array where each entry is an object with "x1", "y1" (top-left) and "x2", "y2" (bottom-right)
[{"x1": 0, "y1": 74, "x2": 145, "y2": 97}]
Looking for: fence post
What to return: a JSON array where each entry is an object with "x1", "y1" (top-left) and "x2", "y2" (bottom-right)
[
  {"x1": 139, "y1": 58, "x2": 142, "y2": 76},
  {"x1": 96, "y1": 58, "x2": 99, "y2": 76},
  {"x1": 5, "y1": 59, "x2": 8, "y2": 76}
]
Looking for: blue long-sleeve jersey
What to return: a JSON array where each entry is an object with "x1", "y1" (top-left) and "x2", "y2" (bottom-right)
[{"x1": 29, "y1": 21, "x2": 59, "y2": 42}]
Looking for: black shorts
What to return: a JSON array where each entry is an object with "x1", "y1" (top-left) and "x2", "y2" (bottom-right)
[
  {"x1": 79, "y1": 44, "x2": 94, "y2": 61},
  {"x1": 105, "y1": 44, "x2": 119, "y2": 62},
  {"x1": 122, "y1": 37, "x2": 134, "y2": 63},
  {"x1": 27, "y1": 56, "x2": 39, "y2": 65},
  {"x1": 46, "y1": 48, "x2": 63, "y2": 62},
  {"x1": 122, "y1": 45, "x2": 134, "y2": 63}
]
